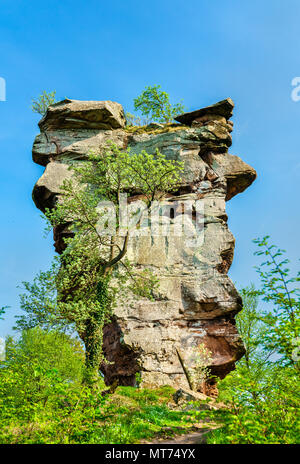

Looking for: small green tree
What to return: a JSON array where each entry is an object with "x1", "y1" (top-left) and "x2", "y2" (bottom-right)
[
  {"x1": 0, "y1": 328, "x2": 88, "y2": 439},
  {"x1": 31, "y1": 90, "x2": 57, "y2": 115},
  {"x1": 217, "y1": 285, "x2": 273, "y2": 405},
  {"x1": 125, "y1": 112, "x2": 149, "y2": 127},
  {"x1": 253, "y1": 236, "x2": 300, "y2": 368},
  {"x1": 4, "y1": 328, "x2": 84, "y2": 384},
  {"x1": 207, "y1": 238, "x2": 300, "y2": 444},
  {"x1": 133, "y1": 85, "x2": 185, "y2": 124},
  {"x1": 16, "y1": 263, "x2": 72, "y2": 334},
  {"x1": 236, "y1": 285, "x2": 271, "y2": 370},
  {"x1": 17, "y1": 143, "x2": 184, "y2": 384},
  {"x1": 207, "y1": 284, "x2": 300, "y2": 444}
]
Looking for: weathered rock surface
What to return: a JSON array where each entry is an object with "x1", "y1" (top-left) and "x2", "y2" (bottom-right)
[
  {"x1": 173, "y1": 388, "x2": 226, "y2": 409},
  {"x1": 38, "y1": 99, "x2": 126, "y2": 132},
  {"x1": 32, "y1": 98, "x2": 256, "y2": 395},
  {"x1": 174, "y1": 98, "x2": 234, "y2": 125},
  {"x1": 32, "y1": 161, "x2": 73, "y2": 211}
]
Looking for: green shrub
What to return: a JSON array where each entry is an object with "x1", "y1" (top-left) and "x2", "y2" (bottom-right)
[
  {"x1": 133, "y1": 85, "x2": 185, "y2": 124},
  {"x1": 31, "y1": 90, "x2": 57, "y2": 115}
]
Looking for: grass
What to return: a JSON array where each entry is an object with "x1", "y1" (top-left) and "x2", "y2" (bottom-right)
[
  {"x1": 124, "y1": 123, "x2": 189, "y2": 136},
  {"x1": 0, "y1": 384, "x2": 218, "y2": 444},
  {"x1": 96, "y1": 385, "x2": 208, "y2": 444}
]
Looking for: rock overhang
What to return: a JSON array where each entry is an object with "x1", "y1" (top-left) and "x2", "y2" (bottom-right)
[
  {"x1": 174, "y1": 98, "x2": 235, "y2": 125},
  {"x1": 38, "y1": 99, "x2": 126, "y2": 131}
]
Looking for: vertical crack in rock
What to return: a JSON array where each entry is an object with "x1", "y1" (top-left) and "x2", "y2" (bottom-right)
[{"x1": 31, "y1": 97, "x2": 256, "y2": 396}]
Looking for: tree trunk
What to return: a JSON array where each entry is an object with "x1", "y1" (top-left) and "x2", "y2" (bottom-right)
[{"x1": 84, "y1": 320, "x2": 104, "y2": 386}]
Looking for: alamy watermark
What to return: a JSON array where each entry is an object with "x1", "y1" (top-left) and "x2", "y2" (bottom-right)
[
  {"x1": 0, "y1": 337, "x2": 5, "y2": 361},
  {"x1": 291, "y1": 77, "x2": 300, "y2": 102},
  {"x1": 95, "y1": 194, "x2": 205, "y2": 247},
  {"x1": 291, "y1": 337, "x2": 300, "y2": 362},
  {"x1": 0, "y1": 77, "x2": 6, "y2": 101}
]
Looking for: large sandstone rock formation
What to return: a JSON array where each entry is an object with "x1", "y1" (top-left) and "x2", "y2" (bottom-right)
[{"x1": 32, "y1": 97, "x2": 256, "y2": 395}]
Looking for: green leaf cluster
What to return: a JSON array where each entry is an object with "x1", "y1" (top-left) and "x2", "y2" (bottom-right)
[
  {"x1": 31, "y1": 90, "x2": 57, "y2": 115},
  {"x1": 253, "y1": 235, "x2": 300, "y2": 366},
  {"x1": 133, "y1": 85, "x2": 185, "y2": 124},
  {"x1": 207, "y1": 238, "x2": 300, "y2": 444},
  {"x1": 17, "y1": 143, "x2": 183, "y2": 383}
]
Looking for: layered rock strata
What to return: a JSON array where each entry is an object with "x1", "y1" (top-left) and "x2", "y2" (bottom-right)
[{"x1": 32, "y1": 97, "x2": 256, "y2": 394}]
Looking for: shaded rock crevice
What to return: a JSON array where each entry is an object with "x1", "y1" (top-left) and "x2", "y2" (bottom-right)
[{"x1": 101, "y1": 319, "x2": 141, "y2": 387}]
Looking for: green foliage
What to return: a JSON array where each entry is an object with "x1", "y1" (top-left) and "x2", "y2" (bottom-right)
[
  {"x1": 31, "y1": 90, "x2": 57, "y2": 115},
  {"x1": 62, "y1": 143, "x2": 184, "y2": 207},
  {"x1": 3, "y1": 328, "x2": 84, "y2": 383},
  {"x1": 46, "y1": 144, "x2": 183, "y2": 380},
  {"x1": 0, "y1": 338, "x2": 197, "y2": 446},
  {"x1": 0, "y1": 328, "x2": 87, "y2": 442},
  {"x1": 135, "y1": 371, "x2": 142, "y2": 387},
  {"x1": 0, "y1": 306, "x2": 8, "y2": 321},
  {"x1": 16, "y1": 262, "x2": 73, "y2": 333},
  {"x1": 207, "y1": 366, "x2": 299, "y2": 444},
  {"x1": 206, "y1": 238, "x2": 300, "y2": 444},
  {"x1": 253, "y1": 236, "x2": 300, "y2": 366},
  {"x1": 236, "y1": 285, "x2": 271, "y2": 372},
  {"x1": 18, "y1": 143, "x2": 183, "y2": 383},
  {"x1": 133, "y1": 85, "x2": 185, "y2": 124},
  {"x1": 1, "y1": 323, "x2": 297, "y2": 444},
  {"x1": 3, "y1": 248, "x2": 299, "y2": 444},
  {"x1": 125, "y1": 112, "x2": 150, "y2": 127}
]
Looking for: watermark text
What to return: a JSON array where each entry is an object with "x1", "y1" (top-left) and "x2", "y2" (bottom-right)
[{"x1": 0, "y1": 77, "x2": 6, "y2": 101}]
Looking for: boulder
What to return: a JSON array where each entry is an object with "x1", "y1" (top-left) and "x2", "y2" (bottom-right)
[
  {"x1": 32, "y1": 161, "x2": 72, "y2": 211},
  {"x1": 174, "y1": 98, "x2": 234, "y2": 126},
  {"x1": 38, "y1": 99, "x2": 126, "y2": 131},
  {"x1": 31, "y1": 97, "x2": 256, "y2": 396}
]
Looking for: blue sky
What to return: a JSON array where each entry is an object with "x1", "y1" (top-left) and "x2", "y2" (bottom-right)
[{"x1": 0, "y1": 0, "x2": 299, "y2": 337}]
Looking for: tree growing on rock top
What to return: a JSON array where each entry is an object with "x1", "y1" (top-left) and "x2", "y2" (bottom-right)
[
  {"x1": 133, "y1": 85, "x2": 185, "y2": 124},
  {"x1": 31, "y1": 90, "x2": 57, "y2": 115}
]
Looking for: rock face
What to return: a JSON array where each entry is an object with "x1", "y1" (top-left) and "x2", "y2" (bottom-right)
[
  {"x1": 174, "y1": 98, "x2": 234, "y2": 125},
  {"x1": 38, "y1": 99, "x2": 126, "y2": 132},
  {"x1": 32, "y1": 98, "x2": 256, "y2": 395}
]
